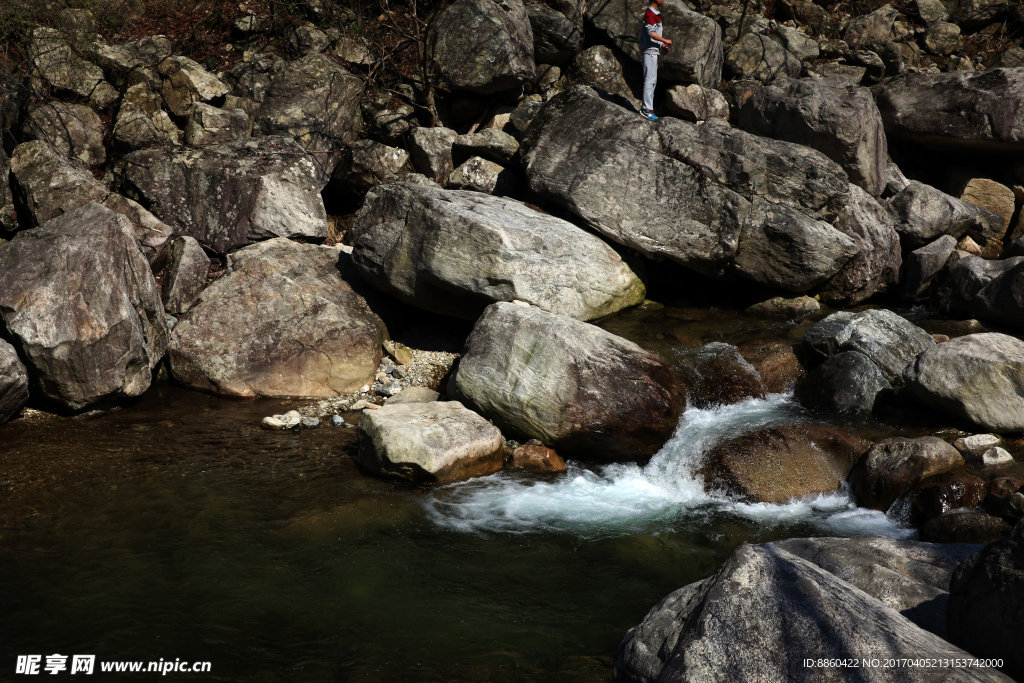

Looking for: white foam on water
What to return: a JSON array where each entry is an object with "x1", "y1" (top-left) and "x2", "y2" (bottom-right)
[{"x1": 426, "y1": 394, "x2": 912, "y2": 539}]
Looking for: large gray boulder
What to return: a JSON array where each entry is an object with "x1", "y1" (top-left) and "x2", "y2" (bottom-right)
[
  {"x1": 121, "y1": 136, "x2": 328, "y2": 254},
  {"x1": 739, "y1": 78, "x2": 887, "y2": 196},
  {"x1": 527, "y1": 4, "x2": 582, "y2": 66},
  {"x1": 904, "y1": 333, "x2": 1024, "y2": 433},
  {"x1": 357, "y1": 401, "x2": 504, "y2": 484},
  {"x1": 168, "y1": 238, "x2": 386, "y2": 398},
  {"x1": 521, "y1": 86, "x2": 899, "y2": 304},
  {"x1": 431, "y1": 0, "x2": 536, "y2": 94},
  {"x1": 872, "y1": 69, "x2": 1024, "y2": 152},
  {"x1": 449, "y1": 302, "x2": 684, "y2": 461},
  {"x1": 794, "y1": 350, "x2": 893, "y2": 415},
  {"x1": 849, "y1": 437, "x2": 965, "y2": 512},
  {"x1": 802, "y1": 309, "x2": 935, "y2": 388},
  {"x1": 351, "y1": 184, "x2": 645, "y2": 320},
  {"x1": 0, "y1": 203, "x2": 168, "y2": 411},
  {"x1": 585, "y1": 0, "x2": 722, "y2": 89},
  {"x1": 615, "y1": 542, "x2": 1013, "y2": 683},
  {"x1": 22, "y1": 102, "x2": 106, "y2": 166},
  {"x1": 161, "y1": 236, "x2": 210, "y2": 316},
  {"x1": 724, "y1": 33, "x2": 801, "y2": 84},
  {"x1": 0, "y1": 338, "x2": 30, "y2": 423},
  {"x1": 948, "y1": 520, "x2": 1024, "y2": 682},
  {"x1": 932, "y1": 255, "x2": 1024, "y2": 327},
  {"x1": 253, "y1": 53, "x2": 363, "y2": 153},
  {"x1": 887, "y1": 180, "x2": 1005, "y2": 250}
]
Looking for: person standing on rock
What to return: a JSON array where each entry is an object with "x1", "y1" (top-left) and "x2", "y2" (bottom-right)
[{"x1": 639, "y1": 0, "x2": 672, "y2": 120}]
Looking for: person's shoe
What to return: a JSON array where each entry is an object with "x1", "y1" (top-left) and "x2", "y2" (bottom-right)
[{"x1": 640, "y1": 107, "x2": 659, "y2": 121}]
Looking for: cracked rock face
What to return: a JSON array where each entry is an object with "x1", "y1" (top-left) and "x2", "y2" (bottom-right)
[
  {"x1": 158, "y1": 56, "x2": 231, "y2": 117},
  {"x1": 520, "y1": 86, "x2": 899, "y2": 303},
  {"x1": 0, "y1": 203, "x2": 168, "y2": 411},
  {"x1": 168, "y1": 238, "x2": 386, "y2": 398},
  {"x1": 350, "y1": 183, "x2": 646, "y2": 321},
  {"x1": 29, "y1": 28, "x2": 104, "y2": 98},
  {"x1": 120, "y1": 136, "x2": 328, "y2": 254},
  {"x1": 0, "y1": 338, "x2": 30, "y2": 423}
]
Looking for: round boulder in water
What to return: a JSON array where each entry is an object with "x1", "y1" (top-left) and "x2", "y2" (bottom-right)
[
  {"x1": 794, "y1": 350, "x2": 893, "y2": 415},
  {"x1": 849, "y1": 437, "x2": 963, "y2": 512}
]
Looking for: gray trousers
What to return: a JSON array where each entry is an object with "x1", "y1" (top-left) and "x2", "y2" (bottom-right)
[{"x1": 642, "y1": 52, "x2": 658, "y2": 112}]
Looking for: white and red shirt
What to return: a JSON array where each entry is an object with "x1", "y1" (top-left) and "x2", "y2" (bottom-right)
[{"x1": 639, "y1": 7, "x2": 663, "y2": 55}]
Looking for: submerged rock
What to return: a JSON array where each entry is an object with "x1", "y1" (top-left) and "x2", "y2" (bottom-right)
[
  {"x1": 350, "y1": 184, "x2": 645, "y2": 321},
  {"x1": 358, "y1": 401, "x2": 504, "y2": 484},
  {"x1": 735, "y1": 339, "x2": 804, "y2": 393},
  {"x1": 675, "y1": 342, "x2": 766, "y2": 409},
  {"x1": 887, "y1": 181, "x2": 1004, "y2": 250},
  {"x1": 449, "y1": 303, "x2": 684, "y2": 461},
  {"x1": 0, "y1": 203, "x2": 167, "y2": 410}
]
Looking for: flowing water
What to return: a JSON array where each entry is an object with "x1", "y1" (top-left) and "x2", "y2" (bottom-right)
[{"x1": 1, "y1": 305, "x2": 1013, "y2": 682}]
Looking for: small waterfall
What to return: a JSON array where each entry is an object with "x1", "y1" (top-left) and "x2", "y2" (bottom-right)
[{"x1": 426, "y1": 394, "x2": 913, "y2": 539}]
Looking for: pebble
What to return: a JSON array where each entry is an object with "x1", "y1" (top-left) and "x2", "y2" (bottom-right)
[
  {"x1": 301, "y1": 417, "x2": 320, "y2": 429},
  {"x1": 351, "y1": 399, "x2": 381, "y2": 411},
  {"x1": 331, "y1": 414, "x2": 345, "y2": 426}
]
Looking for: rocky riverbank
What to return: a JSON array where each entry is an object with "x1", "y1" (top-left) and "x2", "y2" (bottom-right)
[{"x1": 1, "y1": 0, "x2": 1023, "y2": 677}]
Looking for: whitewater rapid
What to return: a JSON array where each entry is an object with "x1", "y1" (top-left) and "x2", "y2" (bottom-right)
[{"x1": 426, "y1": 394, "x2": 913, "y2": 539}]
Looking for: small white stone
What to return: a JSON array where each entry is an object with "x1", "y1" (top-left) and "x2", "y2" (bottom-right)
[
  {"x1": 262, "y1": 416, "x2": 288, "y2": 429},
  {"x1": 981, "y1": 447, "x2": 1014, "y2": 466},
  {"x1": 953, "y1": 433, "x2": 1001, "y2": 456}
]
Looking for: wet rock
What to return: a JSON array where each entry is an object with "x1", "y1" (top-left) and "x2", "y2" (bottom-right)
[
  {"x1": 980, "y1": 447, "x2": 1014, "y2": 466},
  {"x1": 699, "y1": 424, "x2": 869, "y2": 504},
  {"x1": 953, "y1": 433, "x2": 1002, "y2": 458},
  {"x1": 358, "y1": 401, "x2": 504, "y2": 484},
  {"x1": 982, "y1": 477, "x2": 1024, "y2": 524},
  {"x1": 509, "y1": 442, "x2": 567, "y2": 473},
  {"x1": 724, "y1": 33, "x2": 801, "y2": 84},
  {"x1": 23, "y1": 102, "x2": 105, "y2": 166},
  {"x1": 111, "y1": 102, "x2": 181, "y2": 153},
  {"x1": 0, "y1": 338, "x2": 30, "y2": 423},
  {"x1": 738, "y1": 77, "x2": 887, "y2": 196},
  {"x1": 431, "y1": 0, "x2": 535, "y2": 94},
  {"x1": 452, "y1": 128, "x2": 520, "y2": 166},
  {"x1": 159, "y1": 56, "x2": 230, "y2": 117},
  {"x1": 521, "y1": 86, "x2": 876, "y2": 298},
  {"x1": 449, "y1": 302, "x2": 684, "y2": 461},
  {"x1": 795, "y1": 350, "x2": 893, "y2": 416},
  {"x1": 161, "y1": 236, "x2": 210, "y2": 316},
  {"x1": 902, "y1": 234, "x2": 957, "y2": 299},
  {"x1": 905, "y1": 333, "x2": 1024, "y2": 433},
  {"x1": 527, "y1": 4, "x2": 582, "y2": 66},
  {"x1": 300, "y1": 416, "x2": 320, "y2": 428},
  {"x1": 948, "y1": 519, "x2": 1024, "y2": 681},
  {"x1": 254, "y1": 53, "x2": 363, "y2": 154},
  {"x1": 446, "y1": 157, "x2": 518, "y2": 196},
  {"x1": 849, "y1": 437, "x2": 964, "y2": 512},
  {"x1": 663, "y1": 84, "x2": 729, "y2": 123},
  {"x1": 28, "y1": 28, "x2": 104, "y2": 98},
  {"x1": 408, "y1": 127, "x2": 458, "y2": 183},
  {"x1": 675, "y1": 342, "x2": 766, "y2": 409},
  {"x1": 184, "y1": 103, "x2": 249, "y2": 146},
  {"x1": 920, "y1": 510, "x2": 1013, "y2": 544},
  {"x1": 908, "y1": 471, "x2": 987, "y2": 522},
  {"x1": 735, "y1": 339, "x2": 803, "y2": 394},
  {"x1": 385, "y1": 386, "x2": 440, "y2": 405},
  {"x1": 351, "y1": 184, "x2": 645, "y2": 321},
  {"x1": 569, "y1": 46, "x2": 640, "y2": 106},
  {"x1": 121, "y1": 136, "x2": 328, "y2": 254},
  {"x1": 802, "y1": 309, "x2": 934, "y2": 388},
  {"x1": 169, "y1": 238, "x2": 385, "y2": 398},
  {"x1": 262, "y1": 410, "x2": 301, "y2": 429},
  {"x1": 959, "y1": 178, "x2": 1016, "y2": 231},
  {"x1": 872, "y1": 69, "x2": 1024, "y2": 152},
  {"x1": 0, "y1": 203, "x2": 167, "y2": 410},
  {"x1": 586, "y1": 0, "x2": 722, "y2": 88},
  {"x1": 617, "y1": 542, "x2": 1010, "y2": 683},
  {"x1": 743, "y1": 295, "x2": 818, "y2": 319},
  {"x1": 332, "y1": 139, "x2": 410, "y2": 192}
]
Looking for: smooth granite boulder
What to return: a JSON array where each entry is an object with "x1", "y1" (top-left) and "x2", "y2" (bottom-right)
[
  {"x1": 350, "y1": 183, "x2": 645, "y2": 321},
  {"x1": 527, "y1": 4, "x2": 582, "y2": 65},
  {"x1": 0, "y1": 338, "x2": 30, "y2": 423},
  {"x1": 0, "y1": 203, "x2": 167, "y2": 410},
  {"x1": 674, "y1": 342, "x2": 766, "y2": 408},
  {"x1": 121, "y1": 136, "x2": 328, "y2": 254},
  {"x1": 431, "y1": 0, "x2": 536, "y2": 94},
  {"x1": 849, "y1": 437, "x2": 964, "y2": 512},
  {"x1": 357, "y1": 401, "x2": 504, "y2": 484},
  {"x1": 168, "y1": 238, "x2": 386, "y2": 398},
  {"x1": 887, "y1": 181, "x2": 1005, "y2": 250},
  {"x1": 904, "y1": 333, "x2": 1024, "y2": 433},
  {"x1": 448, "y1": 302, "x2": 684, "y2": 461}
]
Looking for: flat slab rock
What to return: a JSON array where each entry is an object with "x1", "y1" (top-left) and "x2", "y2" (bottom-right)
[
  {"x1": 168, "y1": 238, "x2": 386, "y2": 398},
  {"x1": 350, "y1": 183, "x2": 645, "y2": 321},
  {"x1": 449, "y1": 302, "x2": 684, "y2": 461},
  {"x1": 357, "y1": 401, "x2": 504, "y2": 484},
  {"x1": 614, "y1": 541, "x2": 1014, "y2": 683}
]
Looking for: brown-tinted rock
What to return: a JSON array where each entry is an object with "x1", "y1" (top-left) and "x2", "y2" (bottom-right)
[
  {"x1": 919, "y1": 510, "x2": 1013, "y2": 543},
  {"x1": 676, "y1": 342, "x2": 766, "y2": 409},
  {"x1": 736, "y1": 339, "x2": 804, "y2": 394},
  {"x1": 959, "y1": 178, "x2": 1016, "y2": 232},
  {"x1": 449, "y1": 302, "x2": 684, "y2": 462},
  {"x1": 168, "y1": 238, "x2": 386, "y2": 398},
  {"x1": 509, "y1": 443, "x2": 567, "y2": 473},
  {"x1": 908, "y1": 471, "x2": 987, "y2": 523},
  {"x1": 699, "y1": 424, "x2": 870, "y2": 504},
  {"x1": 849, "y1": 437, "x2": 964, "y2": 511},
  {"x1": 743, "y1": 295, "x2": 819, "y2": 320}
]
